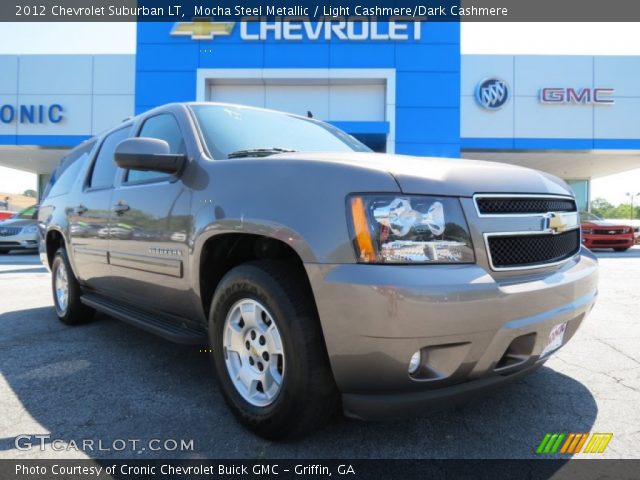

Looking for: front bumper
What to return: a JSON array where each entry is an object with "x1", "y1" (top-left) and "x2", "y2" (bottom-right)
[
  {"x1": 0, "y1": 236, "x2": 39, "y2": 251},
  {"x1": 583, "y1": 234, "x2": 634, "y2": 249},
  {"x1": 342, "y1": 360, "x2": 546, "y2": 420},
  {"x1": 305, "y1": 247, "x2": 598, "y2": 419}
]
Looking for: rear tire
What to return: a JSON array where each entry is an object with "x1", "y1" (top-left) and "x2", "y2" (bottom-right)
[
  {"x1": 209, "y1": 260, "x2": 339, "y2": 439},
  {"x1": 51, "y1": 247, "x2": 95, "y2": 325},
  {"x1": 0, "y1": 250, "x2": 9, "y2": 254},
  {"x1": 614, "y1": 247, "x2": 629, "y2": 252}
]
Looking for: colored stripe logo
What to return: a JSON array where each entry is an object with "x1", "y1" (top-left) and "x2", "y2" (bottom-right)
[{"x1": 536, "y1": 433, "x2": 612, "y2": 454}]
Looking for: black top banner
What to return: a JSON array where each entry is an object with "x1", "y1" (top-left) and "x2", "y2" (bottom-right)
[{"x1": 4, "y1": 0, "x2": 640, "y2": 22}]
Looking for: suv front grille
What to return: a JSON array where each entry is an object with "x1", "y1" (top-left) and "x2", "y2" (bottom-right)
[
  {"x1": 593, "y1": 228, "x2": 625, "y2": 235},
  {"x1": 476, "y1": 197, "x2": 576, "y2": 215},
  {"x1": 0, "y1": 227, "x2": 21, "y2": 237},
  {"x1": 487, "y1": 229, "x2": 580, "y2": 270}
]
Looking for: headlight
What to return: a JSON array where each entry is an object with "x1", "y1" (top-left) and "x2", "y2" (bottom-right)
[
  {"x1": 582, "y1": 228, "x2": 593, "y2": 235},
  {"x1": 348, "y1": 195, "x2": 475, "y2": 264},
  {"x1": 22, "y1": 225, "x2": 38, "y2": 234}
]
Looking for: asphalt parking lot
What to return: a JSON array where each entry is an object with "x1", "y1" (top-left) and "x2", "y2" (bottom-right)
[{"x1": 1, "y1": 249, "x2": 639, "y2": 460}]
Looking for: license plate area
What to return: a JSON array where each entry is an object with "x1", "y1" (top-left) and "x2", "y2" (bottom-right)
[{"x1": 541, "y1": 322, "x2": 567, "y2": 357}]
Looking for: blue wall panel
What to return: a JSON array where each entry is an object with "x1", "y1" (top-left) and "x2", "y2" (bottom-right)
[
  {"x1": 419, "y1": 22, "x2": 461, "y2": 44},
  {"x1": 396, "y1": 142, "x2": 461, "y2": 158},
  {"x1": 396, "y1": 72, "x2": 460, "y2": 108},
  {"x1": 136, "y1": 21, "x2": 462, "y2": 158},
  {"x1": 198, "y1": 44, "x2": 265, "y2": 68},
  {"x1": 264, "y1": 43, "x2": 330, "y2": 68},
  {"x1": 395, "y1": 44, "x2": 460, "y2": 72},
  {"x1": 396, "y1": 107, "x2": 461, "y2": 143},
  {"x1": 136, "y1": 71, "x2": 197, "y2": 106},
  {"x1": 329, "y1": 44, "x2": 396, "y2": 68},
  {"x1": 0, "y1": 134, "x2": 91, "y2": 147},
  {"x1": 137, "y1": 44, "x2": 199, "y2": 71}
]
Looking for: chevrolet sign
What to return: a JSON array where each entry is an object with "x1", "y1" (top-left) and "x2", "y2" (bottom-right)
[{"x1": 171, "y1": 19, "x2": 422, "y2": 41}]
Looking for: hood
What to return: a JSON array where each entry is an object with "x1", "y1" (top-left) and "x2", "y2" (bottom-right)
[
  {"x1": 0, "y1": 218, "x2": 37, "y2": 228},
  {"x1": 582, "y1": 220, "x2": 629, "y2": 228},
  {"x1": 269, "y1": 152, "x2": 573, "y2": 197}
]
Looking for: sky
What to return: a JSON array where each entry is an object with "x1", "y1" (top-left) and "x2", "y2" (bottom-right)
[{"x1": 0, "y1": 22, "x2": 639, "y2": 204}]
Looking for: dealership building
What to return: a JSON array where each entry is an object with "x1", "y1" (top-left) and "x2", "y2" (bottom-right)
[{"x1": 1, "y1": 21, "x2": 640, "y2": 211}]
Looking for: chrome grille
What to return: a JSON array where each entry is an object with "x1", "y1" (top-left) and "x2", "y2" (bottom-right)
[
  {"x1": 593, "y1": 228, "x2": 625, "y2": 235},
  {"x1": 476, "y1": 196, "x2": 576, "y2": 215},
  {"x1": 0, "y1": 226, "x2": 21, "y2": 237},
  {"x1": 487, "y1": 230, "x2": 580, "y2": 270},
  {"x1": 477, "y1": 194, "x2": 581, "y2": 271}
]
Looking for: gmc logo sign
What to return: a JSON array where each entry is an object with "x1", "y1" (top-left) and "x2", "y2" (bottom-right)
[{"x1": 540, "y1": 88, "x2": 615, "y2": 105}]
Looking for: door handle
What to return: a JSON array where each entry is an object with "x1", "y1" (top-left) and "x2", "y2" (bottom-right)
[
  {"x1": 74, "y1": 205, "x2": 87, "y2": 215},
  {"x1": 113, "y1": 201, "x2": 130, "y2": 215}
]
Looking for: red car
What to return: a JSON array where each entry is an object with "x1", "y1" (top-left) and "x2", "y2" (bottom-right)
[
  {"x1": 580, "y1": 212, "x2": 635, "y2": 252},
  {"x1": 0, "y1": 211, "x2": 12, "y2": 221}
]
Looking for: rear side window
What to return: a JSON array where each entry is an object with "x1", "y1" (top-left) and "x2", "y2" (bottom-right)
[
  {"x1": 126, "y1": 114, "x2": 185, "y2": 183},
  {"x1": 88, "y1": 127, "x2": 130, "y2": 189},
  {"x1": 45, "y1": 141, "x2": 96, "y2": 198}
]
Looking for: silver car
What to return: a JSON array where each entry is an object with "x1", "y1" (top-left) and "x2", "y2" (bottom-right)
[{"x1": 0, "y1": 205, "x2": 40, "y2": 254}]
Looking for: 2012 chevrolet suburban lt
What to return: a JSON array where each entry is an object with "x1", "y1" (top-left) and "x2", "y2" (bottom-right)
[{"x1": 38, "y1": 103, "x2": 598, "y2": 439}]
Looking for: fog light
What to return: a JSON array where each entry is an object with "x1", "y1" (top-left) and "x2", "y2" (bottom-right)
[{"x1": 408, "y1": 351, "x2": 421, "y2": 375}]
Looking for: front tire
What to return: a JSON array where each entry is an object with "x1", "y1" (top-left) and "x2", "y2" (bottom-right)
[
  {"x1": 614, "y1": 247, "x2": 629, "y2": 252},
  {"x1": 209, "y1": 261, "x2": 338, "y2": 439},
  {"x1": 51, "y1": 247, "x2": 95, "y2": 325}
]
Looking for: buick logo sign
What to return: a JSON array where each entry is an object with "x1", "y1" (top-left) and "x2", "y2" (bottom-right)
[{"x1": 475, "y1": 78, "x2": 510, "y2": 110}]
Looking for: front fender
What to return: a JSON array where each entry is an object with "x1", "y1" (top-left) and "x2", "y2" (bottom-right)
[{"x1": 190, "y1": 205, "x2": 317, "y2": 272}]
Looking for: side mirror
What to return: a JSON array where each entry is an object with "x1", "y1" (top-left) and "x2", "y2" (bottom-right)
[{"x1": 114, "y1": 137, "x2": 186, "y2": 175}]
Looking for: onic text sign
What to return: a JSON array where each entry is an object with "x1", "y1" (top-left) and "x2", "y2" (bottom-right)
[{"x1": 0, "y1": 104, "x2": 64, "y2": 125}]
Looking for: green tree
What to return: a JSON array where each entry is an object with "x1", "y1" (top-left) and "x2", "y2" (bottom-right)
[
  {"x1": 590, "y1": 198, "x2": 614, "y2": 217},
  {"x1": 611, "y1": 204, "x2": 633, "y2": 219}
]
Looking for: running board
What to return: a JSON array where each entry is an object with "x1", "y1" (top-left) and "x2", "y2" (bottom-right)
[{"x1": 81, "y1": 293, "x2": 207, "y2": 345}]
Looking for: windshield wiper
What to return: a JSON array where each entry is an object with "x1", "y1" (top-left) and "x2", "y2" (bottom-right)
[{"x1": 227, "y1": 148, "x2": 298, "y2": 159}]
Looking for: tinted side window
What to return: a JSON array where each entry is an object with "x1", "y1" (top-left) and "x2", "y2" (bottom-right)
[
  {"x1": 89, "y1": 127, "x2": 130, "y2": 189},
  {"x1": 46, "y1": 141, "x2": 96, "y2": 198},
  {"x1": 127, "y1": 114, "x2": 185, "y2": 183}
]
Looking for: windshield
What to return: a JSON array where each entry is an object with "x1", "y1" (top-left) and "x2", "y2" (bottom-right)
[
  {"x1": 190, "y1": 104, "x2": 371, "y2": 159},
  {"x1": 580, "y1": 211, "x2": 602, "y2": 222},
  {"x1": 12, "y1": 205, "x2": 38, "y2": 220}
]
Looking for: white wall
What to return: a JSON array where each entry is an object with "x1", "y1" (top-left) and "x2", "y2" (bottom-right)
[
  {"x1": 0, "y1": 54, "x2": 135, "y2": 137},
  {"x1": 462, "y1": 55, "x2": 640, "y2": 140},
  {"x1": 209, "y1": 82, "x2": 386, "y2": 121}
]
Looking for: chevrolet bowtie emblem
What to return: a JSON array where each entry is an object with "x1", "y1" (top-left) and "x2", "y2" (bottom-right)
[
  {"x1": 171, "y1": 20, "x2": 235, "y2": 40},
  {"x1": 544, "y1": 212, "x2": 568, "y2": 234}
]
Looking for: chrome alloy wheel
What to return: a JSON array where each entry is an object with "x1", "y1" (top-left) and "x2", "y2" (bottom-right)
[
  {"x1": 54, "y1": 261, "x2": 69, "y2": 314},
  {"x1": 222, "y1": 299, "x2": 286, "y2": 407}
]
